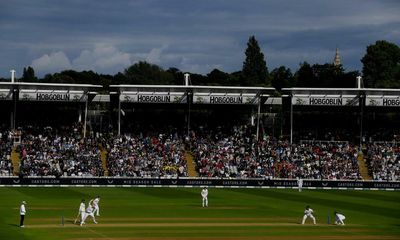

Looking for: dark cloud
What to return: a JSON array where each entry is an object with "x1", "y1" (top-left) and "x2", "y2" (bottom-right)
[{"x1": 0, "y1": 0, "x2": 399, "y2": 78}]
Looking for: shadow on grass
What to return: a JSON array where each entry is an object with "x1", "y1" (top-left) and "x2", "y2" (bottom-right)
[{"x1": 8, "y1": 223, "x2": 20, "y2": 227}]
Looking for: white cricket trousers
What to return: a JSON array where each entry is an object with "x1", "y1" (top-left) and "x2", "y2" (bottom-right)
[
  {"x1": 302, "y1": 214, "x2": 316, "y2": 224},
  {"x1": 93, "y1": 205, "x2": 100, "y2": 216},
  {"x1": 202, "y1": 197, "x2": 208, "y2": 207},
  {"x1": 80, "y1": 211, "x2": 86, "y2": 224}
]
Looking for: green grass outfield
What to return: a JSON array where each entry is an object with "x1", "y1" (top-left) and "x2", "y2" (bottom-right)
[{"x1": 0, "y1": 187, "x2": 399, "y2": 240}]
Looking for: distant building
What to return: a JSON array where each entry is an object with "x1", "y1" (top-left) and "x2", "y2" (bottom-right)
[{"x1": 333, "y1": 48, "x2": 341, "y2": 66}]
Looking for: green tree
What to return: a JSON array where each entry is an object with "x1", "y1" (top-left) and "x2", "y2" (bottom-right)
[
  {"x1": 242, "y1": 36, "x2": 269, "y2": 86},
  {"x1": 22, "y1": 66, "x2": 37, "y2": 82},
  {"x1": 338, "y1": 70, "x2": 360, "y2": 88},
  {"x1": 361, "y1": 40, "x2": 400, "y2": 88},
  {"x1": 270, "y1": 66, "x2": 293, "y2": 91},
  {"x1": 312, "y1": 63, "x2": 343, "y2": 88},
  {"x1": 294, "y1": 62, "x2": 352, "y2": 88},
  {"x1": 51, "y1": 73, "x2": 75, "y2": 83},
  {"x1": 166, "y1": 67, "x2": 184, "y2": 85},
  {"x1": 113, "y1": 72, "x2": 128, "y2": 85},
  {"x1": 187, "y1": 73, "x2": 207, "y2": 85},
  {"x1": 228, "y1": 71, "x2": 242, "y2": 86},
  {"x1": 294, "y1": 62, "x2": 316, "y2": 87},
  {"x1": 207, "y1": 69, "x2": 230, "y2": 85},
  {"x1": 124, "y1": 61, "x2": 174, "y2": 85}
]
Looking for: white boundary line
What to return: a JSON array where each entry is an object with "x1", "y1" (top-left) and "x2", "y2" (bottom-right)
[{"x1": 0, "y1": 184, "x2": 399, "y2": 191}]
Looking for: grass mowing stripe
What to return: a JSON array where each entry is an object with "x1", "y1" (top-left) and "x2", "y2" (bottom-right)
[
  {"x1": 227, "y1": 188, "x2": 400, "y2": 219},
  {"x1": 0, "y1": 187, "x2": 399, "y2": 240}
]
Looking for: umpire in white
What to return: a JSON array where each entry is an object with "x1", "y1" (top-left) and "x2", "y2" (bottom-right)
[{"x1": 20, "y1": 201, "x2": 26, "y2": 227}]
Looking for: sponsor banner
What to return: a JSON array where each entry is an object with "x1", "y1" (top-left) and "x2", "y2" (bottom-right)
[
  {"x1": 120, "y1": 93, "x2": 187, "y2": 103},
  {"x1": 292, "y1": 96, "x2": 359, "y2": 106},
  {"x1": 0, "y1": 89, "x2": 12, "y2": 100},
  {"x1": 366, "y1": 96, "x2": 400, "y2": 107},
  {"x1": 0, "y1": 177, "x2": 398, "y2": 189},
  {"x1": 193, "y1": 94, "x2": 257, "y2": 104},
  {"x1": 19, "y1": 91, "x2": 85, "y2": 102}
]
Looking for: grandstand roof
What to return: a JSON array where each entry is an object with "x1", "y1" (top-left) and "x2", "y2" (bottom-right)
[
  {"x1": 282, "y1": 87, "x2": 400, "y2": 96},
  {"x1": 110, "y1": 84, "x2": 275, "y2": 95},
  {"x1": 0, "y1": 82, "x2": 102, "y2": 91},
  {"x1": 282, "y1": 88, "x2": 362, "y2": 95}
]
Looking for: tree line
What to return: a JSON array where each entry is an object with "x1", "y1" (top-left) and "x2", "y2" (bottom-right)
[{"x1": 2, "y1": 37, "x2": 399, "y2": 91}]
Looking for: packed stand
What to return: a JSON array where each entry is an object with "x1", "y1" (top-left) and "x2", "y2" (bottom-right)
[
  {"x1": 6, "y1": 123, "x2": 400, "y2": 181},
  {"x1": 365, "y1": 143, "x2": 400, "y2": 181},
  {"x1": 192, "y1": 125, "x2": 361, "y2": 180},
  {"x1": 19, "y1": 125, "x2": 103, "y2": 177},
  {"x1": 0, "y1": 128, "x2": 13, "y2": 176},
  {"x1": 192, "y1": 125, "x2": 259, "y2": 178},
  {"x1": 105, "y1": 132, "x2": 187, "y2": 178}
]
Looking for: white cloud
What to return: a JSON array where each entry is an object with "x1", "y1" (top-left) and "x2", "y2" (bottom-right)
[
  {"x1": 3, "y1": 0, "x2": 400, "y2": 78},
  {"x1": 72, "y1": 44, "x2": 132, "y2": 73},
  {"x1": 30, "y1": 45, "x2": 133, "y2": 76},
  {"x1": 31, "y1": 51, "x2": 72, "y2": 75},
  {"x1": 145, "y1": 45, "x2": 171, "y2": 64}
]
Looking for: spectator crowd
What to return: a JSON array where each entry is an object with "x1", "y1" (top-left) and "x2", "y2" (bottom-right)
[
  {"x1": 366, "y1": 143, "x2": 400, "y2": 181},
  {"x1": 104, "y1": 132, "x2": 187, "y2": 178},
  {"x1": 0, "y1": 128, "x2": 13, "y2": 176},
  {"x1": 191, "y1": 125, "x2": 360, "y2": 180},
  {"x1": 0, "y1": 124, "x2": 398, "y2": 181},
  {"x1": 19, "y1": 125, "x2": 103, "y2": 177}
]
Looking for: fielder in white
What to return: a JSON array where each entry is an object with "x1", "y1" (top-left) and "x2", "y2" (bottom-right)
[
  {"x1": 297, "y1": 177, "x2": 303, "y2": 192},
  {"x1": 92, "y1": 196, "x2": 100, "y2": 216},
  {"x1": 201, "y1": 187, "x2": 208, "y2": 207},
  {"x1": 334, "y1": 211, "x2": 346, "y2": 225},
  {"x1": 301, "y1": 205, "x2": 316, "y2": 225},
  {"x1": 83, "y1": 200, "x2": 97, "y2": 225}
]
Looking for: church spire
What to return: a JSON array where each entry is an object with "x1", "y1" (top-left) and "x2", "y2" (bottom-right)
[{"x1": 333, "y1": 47, "x2": 341, "y2": 66}]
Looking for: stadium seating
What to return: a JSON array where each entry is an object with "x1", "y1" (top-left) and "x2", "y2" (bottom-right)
[
  {"x1": 105, "y1": 134, "x2": 187, "y2": 178},
  {"x1": 18, "y1": 126, "x2": 103, "y2": 177},
  {"x1": 0, "y1": 129, "x2": 13, "y2": 176},
  {"x1": 1, "y1": 124, "x2": 399, "y2": 181},
  {"x1": 191, "y1": 126, "x2": 360, "y2": 180},
  {"x1": 366, "y1": 143, "x2": 400, "y2": 181}
]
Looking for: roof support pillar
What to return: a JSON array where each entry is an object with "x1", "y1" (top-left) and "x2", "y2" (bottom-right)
[
  {"x1": 256, "y1": 95, "x2": 261, "y2": 141},
  {"x1": 290, "y1": 95, "x2": 293, "y2": 144},
  {"x1": 118, "y1": 92, "x2": 121, "y2": 135},
  {"x1": 83, "y1": 93, "x2": 88, "y2": 138}
]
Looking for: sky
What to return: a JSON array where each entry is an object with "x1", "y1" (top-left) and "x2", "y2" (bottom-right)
[{"x1": 0, "y1": 0, "x2": 399, "y2": 79}]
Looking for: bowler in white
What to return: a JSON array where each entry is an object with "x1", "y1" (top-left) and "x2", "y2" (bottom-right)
[{"x1": 79, "y1": 199, "x2": 86, "y2": 226}]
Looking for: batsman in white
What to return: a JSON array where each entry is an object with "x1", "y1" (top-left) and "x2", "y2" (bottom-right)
[
  {"x1": 92, "y1": 196, "x2": 100, "y2": 216},
  {"x1": 201, "y1": 187, "x2": 208, "y2": 207},
  {"x1": 301, "y1": 205, "x2": 316, "y2": 225},
  {"x1": 77, "y1": 199, "x2": 86, "y2": 226},
  {"x1": 334, "y1": 211, "x2": 346, "y2": 225}
]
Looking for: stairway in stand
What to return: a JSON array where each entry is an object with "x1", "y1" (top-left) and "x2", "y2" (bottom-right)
[
  {"x1": 357, "y1": 152, "x2": 372, "y2": 180},
  {"x1": 11, "y1": 147, "x2": 20, "y2": 176},
  {"x1": 100, "y1": 145, "x2": 109, "y2": 176},
  {"x1": 184, "y1": 151, "x2": 198, "y2": 177}
]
